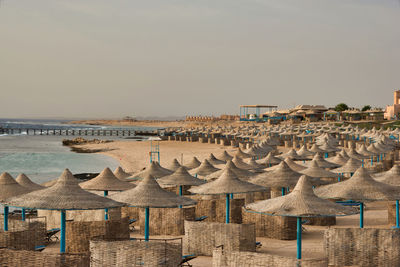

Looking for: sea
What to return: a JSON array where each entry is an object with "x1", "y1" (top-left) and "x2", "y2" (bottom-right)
[{"x1": 0, "y1": 118, "x2": 159, "y2": 185}]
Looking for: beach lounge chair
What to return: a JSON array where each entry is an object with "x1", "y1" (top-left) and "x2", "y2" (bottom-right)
[
  {"x1": 179, "y1": 254, "x2": 197, "y2": 266},
  {"x1": 194, "y1": 216, "x2": 208, "y2": 222},
  {"x1": 129, "y1": 218, "x2": 137, "y2": 231},
  {"x1": 46, "y1": 228, "x2": 60, "y2": 242},
  {"x1": 35, "y1": 245, "x2": 46, "y2": 252}
]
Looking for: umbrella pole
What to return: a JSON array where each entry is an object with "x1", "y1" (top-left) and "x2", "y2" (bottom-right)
[
  {"x1": 297, "y1": 217, "x2": 302, "y2": 260},
  {"x1": 396, "y1": 200, "x2": 400, "y2": 228},
  {"x1": 179, "y1": 186, "x2": 183, "y2": 209},
  {"x1": 104, "y1": 191, "x2": 109, "y2": 221},
  {"x1": 3, "y1": 206, "x2": 8, "y2": 231},
  {"x1": 281, "y1": 187, "x2": 285, "y2": 196},
  {"x1": 21, "y1": 208, "x2": 26, "y2": 221},
  {"x1": 145, "y1": 207, "x2": 150, "y2": 241},
  {"x1": 60, "y1": 210, "x2": 66, "y2": 253},
  {"x1": 359, "y1": 202, "x2": 364, "y2": 228},
  {"x1": 226, "y1": 194, "x2": 230, "y2": 224}
]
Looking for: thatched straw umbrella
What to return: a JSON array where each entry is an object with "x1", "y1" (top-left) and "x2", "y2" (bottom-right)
[
  {"x1": 283, "y1": 158, "x2": 307, "y2": 172},
  {"x1": 0, "y1": 172, "x2": 32, "y2": 229},
  {"x1": 217, "y1": 150, "x2": 233, "y2": 162},
  {"x1": 315, "y1": 167, "x2": 400, "y2": 228},
  {"x1": 257, "y1": 152, "x2": 282, "y2": 167},
  {"x1": 189, "y1": 168, "x2": 265, "y2": 223},
  {"x1": 296, "y1": 145, "x2": 315, "y2": 159},
  {"x1": 80, "y1": 168, "x2": 135, "y2": 220},
  {"x1": 189, "y1": 159, "x2": 220, "y2": 177},
  {"x1": 250, "y1": 161, "x2": 301, "y2": 196},
  {"x1": 232, "y1": 155, "x2": 254, "y2": 170},
  {"x1": 206, "y1": 153, "x2": 226, "y2": 165},
  {"x1": 347, "y1": 147, "x2": 368, "y2": 161},
  {"x1": 183, "y1": 156, "x2": 201, "y2": 170},
  {"x1": 110, "y1": 174, "x2": 196, "y2": 240},
  {"x1": 15, "y1": 174, "x2": 44, "y2": 221},
  {"x1": 338, "y1": 149, "x2": 350, "y2": 160},
  {"x1": 300, "y1": 161, "x2": 338, "y2": 181},
  {"x1": 309, "y1": 144, "x2": 325, "y2": 154},
  {"x1": 277, "y1": 149, "x2": 308, "y2": 161},
  {"x1": 234, "y1": 148, "x2": 251, "y2": 159},
  {"x1": 166, "y1": 159, "x2": 183, "y2": 172},
  {"x1": 331, "y1": 157, "x2": 362, "y2": 178},
  {"x1": 306, "y1": 153, "x2": 340, "y2": 169},
  {"x1": 4, "y1": 169, "x2": 124, "y2": 252},
  {"x1": 158, "y1": 166, "x2": 205, "y2": 198},
  {"x1": 245, "y1": 175, "x2": 358, "y2": 260},
  {"x1": 245, "y1": 158, "x2": 265, "y2": 172},
  {"x1": 131, "y1": 162, "x2": 172, "y2": 180},
  {"x1": 113, "y1": 166, "x2": 131, "y2": 181},
  {"x1": 373, "y1": 164, "x2": 400, "y2": 186},
  {"x1": 204, "y1": 160, "x2": 255, "y2": 181},
  {"x1": 326, "y1": 154, "x2": 348, "y2": 166}
]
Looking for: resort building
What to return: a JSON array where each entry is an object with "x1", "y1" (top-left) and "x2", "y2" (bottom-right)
[{"x1": 384, "y1": 90, "x2": 400, "y2": 120}]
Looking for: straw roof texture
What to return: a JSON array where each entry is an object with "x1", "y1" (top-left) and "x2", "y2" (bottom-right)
[
  {"x1": 245, "y1": 175, "x2": 358, "y2": 217},
  {"x1": 183, "y1": 157, "x2": 201, "y2": 170},
  {"x1": 296, "y1": 145, "x2": 315, "y2": 158},
  {"x1": 315, "y1": 167, "x2": 400, "y2": 201},
  {"x1": 250, "y1": 161, "x2": 301, "y2": 188},
  {"x1": 15, "y1": 173, "x2": 45, "y2": 191},
  {"x1": 309, "y1": 144, "x2": 325, "y2": 153},
  {"x1": 338, "y1": 149, "x2": 350, "y2": 160},
  {"x1": 277, "y1": 149, "x2": 308, "y2": 161},
  {"x1": 257, "y1": 152, "x2": 282, "y2": 166},
  {"x1": 331, "y1": 158, "x2": 362, "y2": 173},
  {"x1": 0, "y1": 172, "x2": 32, "y2": 202},
  {"x1": 234, "y1": 148, "x2": 251, "y2": 159},
  {"x1": 300, "y1": 161, "x2": 338, "y2": 178},
  {"x1": 166, "y1": 159, "x2": 183, "y2": 171},
  {"x1": 204, "y1": 160, "x2": 255, "y2": 181},
  {"x1": 113, "y1": 167, "x2": 132, "y2": 180},
  {"x1": 306, "y1": 153, "x2": 340, "y2": 169},
  {"x1": 373, "y1": 165, "x2": 400, "y2": 186},
  {"x1": 131, "y1": 162, "x2": 172, "y2": 180},
  {"x1": 283, "y1": 158, "x2": 307, "y2": 172},
  {"x1": 189, "y1": 159, "x2": 220, "y2": 176},
  {"x1": 217, "y1": 151, "x2": 233, "y2": 161},
  {"x1": 246, "y1": 158, "x2": 265, "y2": 170},
  {"x1": 189, "y1": 168, "x2": 266, "y2": 195},
  {"x1": 206, "y1": 153, "x2": 226, "y2": 165},
  {"x1": 232, "y1": 156, "x2": 254, "y2": 170},
  {"x1": 110, "y1": 174, "x2": 196, "y2": 208},
  {"x1": 326, "y1": 154, "x2": 348, "y2": 166},
  {"x1": 4, "y1": 169, "x2": 124, "y2": 210},
  {"x1": 347, "y1": 147, "x2": 369, "y2": 160},
  {"x1": 158, "y1": 167, "x2": 206, "y2": 186},
  {"x1": 80, "y1": 168, "x2": 135, "y2": 191}
]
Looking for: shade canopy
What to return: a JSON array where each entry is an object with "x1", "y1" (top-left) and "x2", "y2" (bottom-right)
[
  {"x1": 245, "y1": 175, "x2": 358, "y2": 217},
  {"x1": 183, "y1": 157, "x2": 201, "y2": 170},
  {"x1": 131, "y1": 162, "x2": 173, "y2": 180},
  {"x1": 110, "y1": 174, "x2": 196, "y2": 208},
  {"x1": 166, "y1": 159, "x2": 183, "y2": 172},
  {"x1": 306, "y1": 153, "x2": 340, "y2": 169},
  {"x1": 296, "y1": 145, "x2": 315, "y2": 158},
  {"x1": 277, "y1": 149, "x2": 308, "y2": 161},
  {"x1": 189, "y1": 159, "x2": 220, "y2": 176},
  {"x1": 0, "y1": 172, "x2": 32, "y2": 202},
  {"x1": 315, "y1": 167, "x2": 400, "y2": 201},
  {"x1": 326, "y1": 154, "x2": 348, "y2": 166},
  {"x1": 206, "y1": 153, "x2": 226, "y2": 165},
  {"x1": 80, "y1": 167, "x2": 135, "y2": 191},
  {"x1": 217, "y1": 150, "x2": 233, "y2": 162},
  {"x1": 250, "y1": 161, "x2": 301, "y2": 188},
  {"x1": 232, "y1": 156, "x2": 254, "y2": 170},
  {"x1": 373, "y1": 165, "x2": 400, "y2": 186},
  {"x1": 16, "y1": 173, "x2": 45, "y2": 191},
  {"x1": 4, "y1": 169, "x2": 124, "y2": 210},
  {"x1": 205, "y1": 160, "x2": 255, "y2": 181},
  {"x1": 113, "y1": 167, "x2": 132, "y2": 180},
  {"x1": 309, "y1": 144, "x2": 325, "y2": 154},
  {"x1": 234, "y1": 148, "x2": 251, "y2": 159},
  {"x1": 300, "y1": 161, "x2": 338, "y2": 179},
  {"x1": 189, "y1": 167, "x2": 266, "y2": 195},
  {"x1": 331, "y1": 157, "x2": 362, "y2": 173},
  {"x1": 158, "y1": 167, "x2": 206, "y2": 186},
  {"x1": 257, "y1": 152, "x2": 282, "y2": 166}
]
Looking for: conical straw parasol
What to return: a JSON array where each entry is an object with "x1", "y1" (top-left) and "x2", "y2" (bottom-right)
[
  {"x1": 217, "y1": 150, "x2": 233, "y2": 162},
  {"x1": 245, "y1": 175, "x2": 358, "y2": 260},
  {"x1": 357, "y1": 144, "x2": 375, "y2": 157},
  {"x1": 257, "y1": 152, "x2": 282, "y2": 167},
  {"x1": 16, "y1": 173, "x2": 45, "y2": 191},
  {"x1": 283, "y1": 158, "x2": 307, "y2": 172},
  {"x1": 234, "y1": 148, "x2": 251, "y2": 159},
  {"x1": 277, "y1": 149, "x2": 308, "y2": 161},
  {"x1": 0, "y1": 172, "x2": 32, "y2": 229},
  {"x1": 309, "y1": 144, "x2": 325, "y2": 154},
  {"x1": 347, "y1": 147, "x2": 369, "y2": 160},
  {"x1": 232, "y1": 155, "x2": 254, "y2": 170},
  {"x1": 338, "y1": 149, "x2": 350, "y2": 160},
  {"x1": 315, "y1": 167, "x2": 400, "y2": 228},
  {"x1": 166, "y1": 159, "x2": 183, "y2": 172},
  {"x1": 206, "y1": 153, "x2": 226, "y2": 165},
  {"x1": 131, "y1": 162, "x2": 173, "y2": 180},
  {"x1": 331, "y1": 157, "x2": 362, "y2": 174},
  {"x1": 113, "y1": 167, "x2": 132, "y2": 181},
  {"x1": 183, "y1": 157, "x2": 201, "y2": 170},
  {"x1": 80, "y1": 168, "x2": 135, "y2": 192},
  {"x1": 306, "y1": 153, "x2": 340, "y2": 169},
  {"x1": 300, "y1": 161, "x2": 338, "y2": 179},
  {"x1": 245, "y1": 158, "x2": 265, "y2": 171},
  {"x1": 189, "y1": 159, "x2": 220, "y2": 177},
  {"x1": 326, "y1": 154, "x2": 348, "y2": 166},
  {"x1": 189, "y1": 168, "x2": 265, "y2": 223},
  {"x1": 373, "y1": 164, "x2": 400, "y2": 186},
  {"x1": 4, "y1": 169, "x2": 124, "y2": 252},
  {"x1": 296, "y1": 145, "x2": 315, "y2": 159},
  {"x1": 204, "y1": 160, "x2": 255, "y2": 181},
  {"x1": 110, "y1": 174, "x2": 196, "y2": 240}
]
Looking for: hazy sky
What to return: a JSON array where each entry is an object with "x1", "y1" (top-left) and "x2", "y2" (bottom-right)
[{"x1": 0, "y1": 0, "x2": 399, "y2": 118}]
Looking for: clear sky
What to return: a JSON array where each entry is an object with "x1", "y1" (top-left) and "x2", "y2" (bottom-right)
[{"x1": 0, "y1": 0, "x2": 399, "y2": 119}]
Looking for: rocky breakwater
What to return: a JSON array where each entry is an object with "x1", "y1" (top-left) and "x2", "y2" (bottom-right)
[{"x1": 62, "y1": 137, "x2": 113, "y2": 153}]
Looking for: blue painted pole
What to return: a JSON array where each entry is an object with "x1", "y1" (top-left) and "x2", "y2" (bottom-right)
[
  {"x1": 361, "y1": 159, "x2": 364, "y2": 168},
  {"x1": 396, "y1": 200, "x2": 399, "y2": 228},
  {"x1": 230, "y1": 193, "x2": 234, "y2": 199},
  {"x1": 21, "y1": 208, "x2": 26, "y2": 221},
  {"x1": 297, "y1": 217, "x2": 302, "y2": 260},
  {"x1": 359, "y1": 203, "x2": 364, "y2": 228},
  {"x1": 226, "y1": 194, "x2": 230, "y2": 224},
  {"x1": 325, "y1": 152, "x2": 328, "y2": 158},
  {"x1": 3, "y1": 206, "x2": 9, "y2": 231},
  {"x1": 145, "y1": 207, "x2": 150, "y2": 241},
  {"x1": 60, "y1": 210, "x2": 66, "y2": 253},
  {"x1": 104, "y1": 190, "x2": 109, "y2": 221},
  {"x1": 179, "y1": 186, "x2": 183, "y2": 208},
  {"x1": 371, "y1": 157, "x2": 373, "y2": 166},
  {"x1": 281, "y1": 187, "x2": 285, "y2": 196}
]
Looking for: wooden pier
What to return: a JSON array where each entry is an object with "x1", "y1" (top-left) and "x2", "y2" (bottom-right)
[{"x1": 0, "y1": 128, "x2": 160, "y2": 137}]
